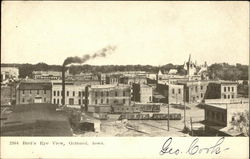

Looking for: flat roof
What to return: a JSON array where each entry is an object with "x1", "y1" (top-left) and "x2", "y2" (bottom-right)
[
  {"x1": 18, "y1": 82, "x2": 52, "y2": 90},
  {"x1": 205, "y1": 103, "x2": 249, "y2": 110},
  {"x1": 1, "y1": 104, "x2": 73, "y2": 136}
]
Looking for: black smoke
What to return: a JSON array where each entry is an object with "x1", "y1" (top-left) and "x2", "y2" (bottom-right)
[{"x1": 63, "y1": 45, "x2": 116, "y2": 66}]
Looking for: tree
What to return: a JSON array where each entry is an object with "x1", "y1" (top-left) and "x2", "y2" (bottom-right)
[{"x1": 231, "y1": 111, "x2": 249, "y2": 136}]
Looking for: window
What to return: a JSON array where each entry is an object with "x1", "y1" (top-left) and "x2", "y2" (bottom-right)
[
  {"x1": 95, "y1": 92, "x2": 98, "y2": 97},
  {"x1": 232, "y1": 87, "x2": 234, "y2": 92},
  {"x1": 195, "y1": 86, "x2": 198, "y2": 92},
  {"x1": 149, "y1": 96, "x2": 151, "y2": 101},
  {"x1": 23, "y1": 90, "x2": 25, "y2": 94},
  {"x1": 107, "y1": 92, "x2": 109, "y2": 97},
  {"x1": 232, "y1": 117, "x2": 235, "y2": 121},
  {"x1": 224, "y1": 95, "x2": 227, "y2": 99},
  {"x1": 101, "y1": 99, "x2": 103, "y2": 104},
  {"x1": 44, "y1": 98, "x2": 46, "y2": 102},
  {"x1": 57, "y1": 99, "x2": 59, "y2": 104},
  {"x1": 123, "y1": 99, "x2": 126, "y2": 104},
  {"x1": 67, "y1": 91, "x2": 69, "y2": 96},
  {"x1": 228, "y1": 95, "x2": 230, "y2": 99},
  {"x1": 172, "y1": 89, "x2": 175, "y2": 94},
  {"x1": 123, "y1": 91, "x2": 126, "y2": 96},
  {"x1": 53, "y1": 99, "x2": 56, "y2": 104},
  {"x1": 106, "y1": 99, "x2": 109, "y2": 104},
  {"x1": 73, "y1": 91, "x2": 75, "y2": 96},
  {"x1": 82, "y1": 99, "x2": 85, "y2": 104},
  {"x1": 232, "y1": 95, "x2": 234, "y2": 98},
  {"x1": 224, "y1": 87, "x2": 226, "y2": 92},
  {"x1": 201, "y1": 93, "x2": 203, "y2": 98},
  {"x1": 228, "y1": 87, "x2": 230, "y2": 92},
  {"x1": 178, "y1": 89, "x2": 181, "y2": 94},
  {"x1": 30, "y1": 90, "x2": 32, "y2": 94},
  {"x1": 44, "y1": 90, "x2": 46, "y2": 94},
  {"x1": 201, "y1": 86, "x2": 203, "y2": 90},
  {"x1": 22, "y1": 98, "x2": 25, "y2": 102},
  {"x1": 101, "y1": 92, "x2": 103, "y2": 97},
  {"x1": 69, "y1": 98, "x2": 74, "y2": 105},
  {"x1": 82, "y1": 91, "x2": 85, "y2": 96},
  {"x1": 95, "y1": 99, "x2": 98, "y2": 104},
  {"x1": 37, "y1": 90, "x2": 39, "y2": 95},
  {"x1": 79, "y1": 99, "x2": 81, "y2": 105},
  {"x1": 57, "y1": 91, "x2": 60, "y2": 96},
  {"x1": 115, "y1": 92, "x2": 118, "y2": 97}
]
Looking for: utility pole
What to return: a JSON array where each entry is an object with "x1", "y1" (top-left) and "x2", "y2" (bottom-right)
[
  {"x1": 168, "y1": 103, "x2": 170, "y2": 131},
  {"x1": 184, "y1": 88, "x2": 187, "y2": 128},
  {"x1": 190, "y1": 117, "x2": 193, "y2": 136}
]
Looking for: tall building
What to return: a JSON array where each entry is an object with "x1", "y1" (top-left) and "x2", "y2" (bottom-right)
[
  {"x1": 51, "y1": 81, "x2": 86, "y2": 106},
  {"x1": 16, "y1": 81, "x2": 52, "y2": 104},
  {"x1": 132, "y1": 83, "x2": 153, "y2": 103}
]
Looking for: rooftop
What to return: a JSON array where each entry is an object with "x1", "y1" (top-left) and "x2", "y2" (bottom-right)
[
  {"x1": 1, "y1": 103, "x2": 73, "y2": 136},
  {"x1": 18, "y1": 82, "x2": 52, "y2": 90},
  {"x1": 204, "y1": 103, "x2": 249, "y2": 110}
]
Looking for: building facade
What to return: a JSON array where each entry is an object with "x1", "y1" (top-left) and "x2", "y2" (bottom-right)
[
  {"x1": 178, "y1": 80, "x2": 209, "y2": 103},
  {"x1": 120, "y1": 76, "x2": 147, "y2": 85},
  {"x1": 16, "y1": 81, "x2": 52, "y2": 104},
  {"x1": 86, "y1": 84, "x2": 132, "y2": 112},
  {"x1": 156, "y1": 83, "x2": 184, "y2": 104},
  {"x1": 51, "y1": 81, "x2": 86, "y2": 106},
  {"x1": 205, "y1": 81, "x2": 237, "y2": 100},
  {"x1": 204, "y1": 103, "x2": 249, "y2": 136},
  {"x1": 132, "y1": 83, "x2": 153, "y2": 103}
]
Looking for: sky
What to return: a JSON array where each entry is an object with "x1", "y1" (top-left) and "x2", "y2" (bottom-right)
[{"x1": 1, "y1": 1, "x2": 249, "y2": 66}]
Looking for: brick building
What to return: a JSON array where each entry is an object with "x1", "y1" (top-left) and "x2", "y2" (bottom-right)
[
  {"x1": 177, "y1": 80, "x2": 209, "y2": 103},
  {"x1": 156, "y1": 83, "x2": 184, "y2": 104},
  {"x1": 51, "y1": 81, "x2": 86, "y2": 106},
  {"x1": 203, "y1": 103, "x2": 249, "y2": 136},
  {"x1": 86, "y1": 84, "x2": 131, "y2": 112},
  {"x1": 132, "y1": 83, "x2": 153, "y2": 103},
  {"x1": 205, "y1": 81, "x2": 237, "y2": 100},
  {"x1": 16, "y1": 81, "x2": 52, "y2": 104}
]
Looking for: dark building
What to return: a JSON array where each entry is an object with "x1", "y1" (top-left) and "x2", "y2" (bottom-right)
[
  {"x1": 156, "y1": 83, "x2": 184, "y2": 104},
  {"x1": 132, "y1": 83, "x2": 153, "y2": 103},
  {"x1": 205, "y1": 81, "x2": 238, "y2": 100},
  {"x1": 16, "y1": 81, "x2": 52, "y2": 104}
]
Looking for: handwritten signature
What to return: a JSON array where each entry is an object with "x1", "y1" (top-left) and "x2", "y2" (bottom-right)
[{"x1": 159, "y1": 137, "x2": 230, "y2": 155}]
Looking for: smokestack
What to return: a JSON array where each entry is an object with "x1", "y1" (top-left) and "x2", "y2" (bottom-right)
[{"x1": 61, "y1": 45, "x2": 116, "y2": 108}]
